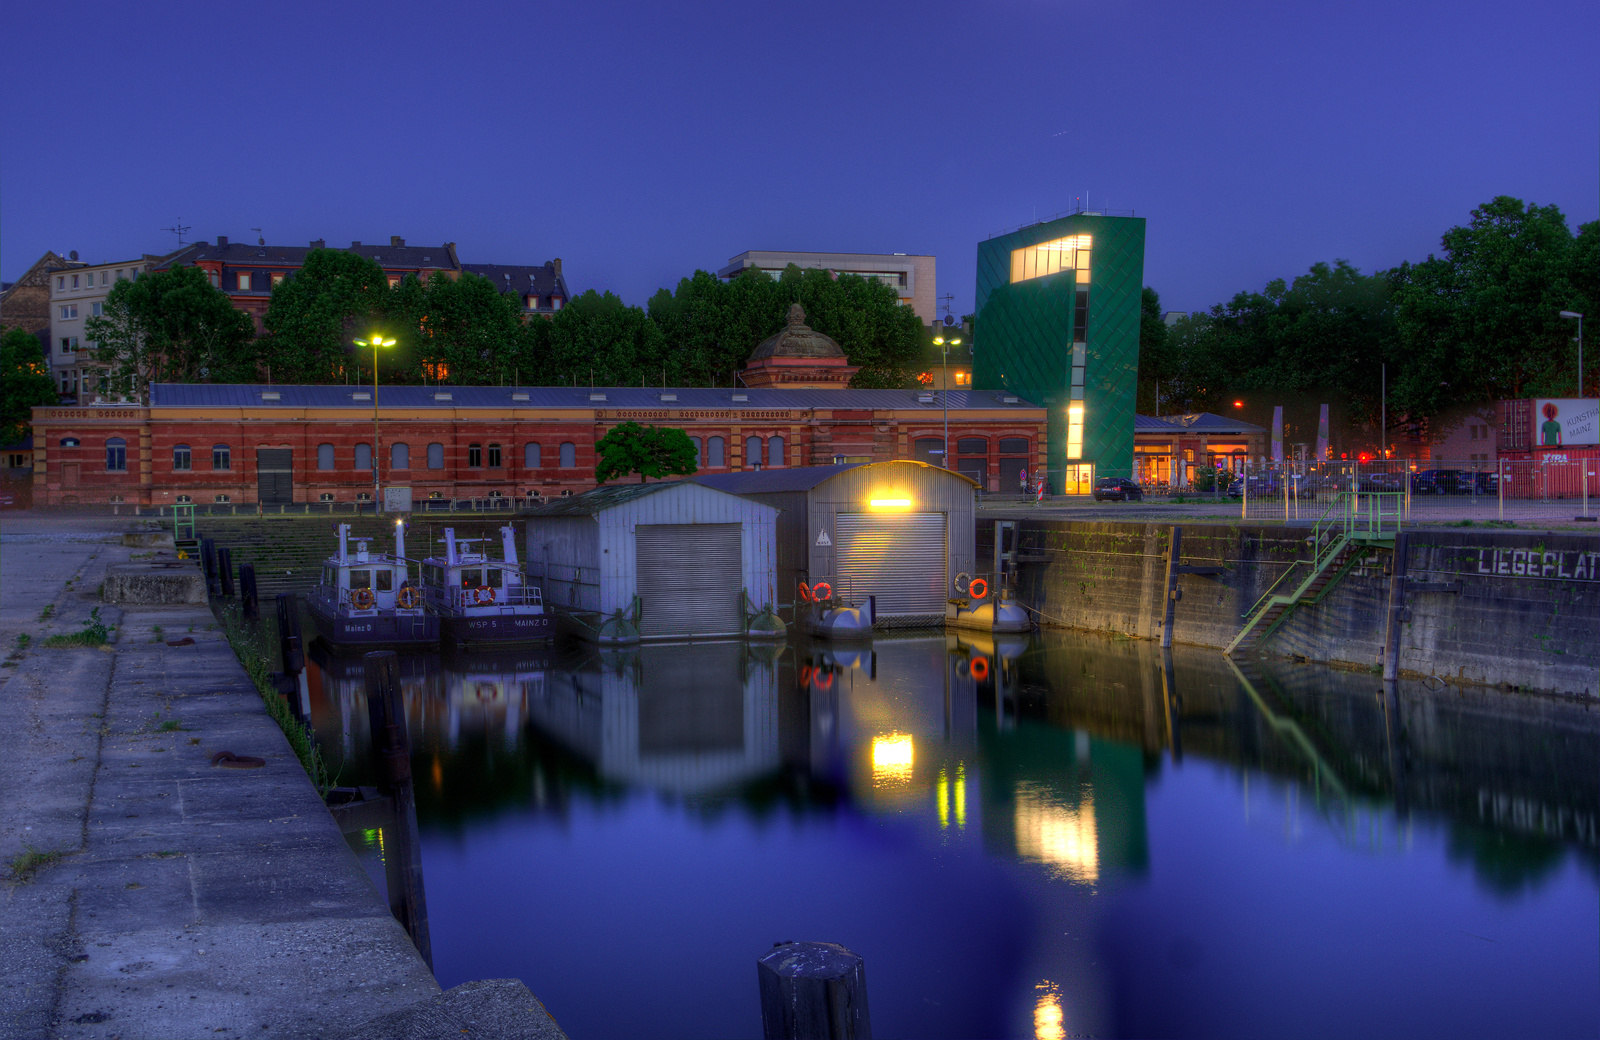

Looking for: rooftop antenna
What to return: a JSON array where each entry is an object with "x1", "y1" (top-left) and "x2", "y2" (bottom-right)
[
  {"x1": 938, "y1": 293, "x2": 955, "y2": 320},
  {"x1": 251, "y1": 227, "x2": 264, "y2": 245},
  {"x1": 161, "y1": 220, "x2": 191, "y2": 246}
]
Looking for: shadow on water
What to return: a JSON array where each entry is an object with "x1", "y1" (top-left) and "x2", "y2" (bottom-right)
[{"x1": 302, "y1": 626, "x2": 1599, "y2": 1040}]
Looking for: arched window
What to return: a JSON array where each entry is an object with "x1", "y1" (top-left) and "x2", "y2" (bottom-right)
[
  {"x1": 354, "y1": 443, "x2": 372, "y2": 471},
  {"x1": 745, "y1": 436, "x2": 762, "y2": 467},
  {"x1": 468, "y1": 443, "x2": 482, "y2": 468},
  {"x1": 487, "y1": 443, "x2": 502, "y2": 468},
  {"x1": 211, "y1": 444, "x2": 230, "y2": 470},
  {"x1": 559, "y1": 442, "x2": 576, "y2": 468},
  {"x1": 707, "y1": 436, "x2": 725, "y2": 468},
  {"x1": 173, "y1": 444, "x2": 192, "y2": 471},
  {"x1": 105, "y1": 437, "x2": 126, "y2": 472},
  {"x1": 317, "y1": 444, "x2": 336, "y2": 470},
  {"x1": 524, "y1": 443, "x2": 541, "y2": 469},
  {"x1": 767, "y1": 435, "x2": 784, "y2": 468},
  {"x1": 390, "y1": 442, "x2": 409, "y2": 469},
  {"x1": 998, "y1": 437, "x2": 1030, "y2": 455},
  {"x1": 60, "y1": 437, "x2": 80, "y2": 448},
  {"x1": 427, "y1": 443, "x2": 444, "y2": 469},
  {"x1": 957, "y1": 437, "x2": 988, "y2": 455},
  {"x1": 690, "y1": 437, "x2": 702, "y2": 467},
  {"x1": 913, "y1": 437, "x2": 944, "y2": 464}
]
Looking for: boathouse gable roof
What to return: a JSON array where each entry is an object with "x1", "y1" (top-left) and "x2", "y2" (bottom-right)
[{"x1": 519, "y1": 478, "x2": 777, "y2": 519}]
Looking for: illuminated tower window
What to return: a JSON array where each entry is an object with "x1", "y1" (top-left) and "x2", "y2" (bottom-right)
[{"x1": 1009, "y1": 234, "x2": 1092, "y2": 284}]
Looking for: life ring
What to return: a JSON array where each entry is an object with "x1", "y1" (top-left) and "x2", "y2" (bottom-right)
[
  {"x1": 396, "y1": 586, "x2": 419, "y2": 609},
  {"x1": 968, "y1": 578, "x2": 988, "y2": 600},
  {"x1": 811, "y1": 581, "x2": 832, "y2": 601},
  {"x1": 351, "y1": 587, "x2": 375, "y2": 610},
  {"x1": 814, "y1": 670, "x2": 833, "y2": 691},
  {"x1": 970, "y1": 656, "x2": 990, "y2": 681},
  {"x1": 798, "y1": 582, "x2": 812, "y2": 603},
  {"x1": 799, "y1": 665, "x2": 813, "y2": 685},
  {"x1": 473, "y1": 584, "x2": 496, "y2": 604},
  {"x1": 953, "y1": 571, "x2": 972, "y2": 595}
]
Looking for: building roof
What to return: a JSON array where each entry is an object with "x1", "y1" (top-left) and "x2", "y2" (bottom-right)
[
  {"x1": 146, "y1": 239, "x2": 460, "y2": 273},
  {"x1": 460, "y1": 263, "x2": 567, "y2": 298},
  {"x1": 749, "y1": 303, "x2": 846, "y2": 361},
  {"x1": 695, "y1": 459, "x2": 979, "y2": 494},
  {"x1": 1156, "y1": 412, "x2": 1267, "y2": 434},
  {"x1": 147, "y1": 384, "x2": 1042, "y2": 412},
  {"x1": 518, "y1": 482, "x2": 684, "y2": 516}
]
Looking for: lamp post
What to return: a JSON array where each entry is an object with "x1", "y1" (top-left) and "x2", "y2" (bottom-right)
[
  {"x1": 354, "y1": 334, "x2": 397, "y2": 511},
  {"x1": 932, "y1": 330, "x2": 962, "y2": 469},
  {"x1": 1560, "y1": 311, "x2": 1584, "y2": 397}
]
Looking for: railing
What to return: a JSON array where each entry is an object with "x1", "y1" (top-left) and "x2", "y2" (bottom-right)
[{"x1": 426, "y1": 582, "x2": 543, "y2": 612}]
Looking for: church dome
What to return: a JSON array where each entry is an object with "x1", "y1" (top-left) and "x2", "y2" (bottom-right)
[{"x1": 748, "y1": 303, "x2": 847, "y2": 361}]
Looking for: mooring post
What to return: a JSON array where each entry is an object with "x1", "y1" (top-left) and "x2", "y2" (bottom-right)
[
  {"x1": 239, "y1": 564, "x2": 259, "y2": 622},
  {"x1": 1161, "y1": 526, "x2": 1182, "y2": 648},
  {"x1": 217, "y1": 547, "x2": 235, "y2": 598},
  {"x1": 201, "y1": 537, "x2": 218, "y2": 597},
  {"x1": 363, "y1": 650, "x2": 432, "y2": 969},
  {"x1": 1381, "y1": 530, "x2": 1411, "y2": 683},
  {"x1": 757, "y1": 941, "x2": 871, "y2": 1040},
  {"x1": 275, "y1": 593, "x2": 309, "y2": 724},
  {"x1": 1161, "y1": 646, "x2": 1182, "y2": 762}
]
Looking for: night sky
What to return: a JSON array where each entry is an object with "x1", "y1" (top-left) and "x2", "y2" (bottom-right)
[{"x1": 4, "y1": 1, "x2": 1595, "y2": 319}]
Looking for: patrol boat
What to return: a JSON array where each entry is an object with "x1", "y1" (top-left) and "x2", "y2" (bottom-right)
[
  {"x1": 421, "y1": 527, "x2": 551, "y2": 648},
  {"x1": 306, "y1": 521, "x2": 438, "y2": 647}
]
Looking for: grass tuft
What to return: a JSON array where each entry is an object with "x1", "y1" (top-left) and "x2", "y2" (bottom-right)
[
  {"x1": 217, "y1": 604, "x2": 330, "y2": 793},
  {"x1": 8, "y1": 845, "x2": 63, "y2": 882},
  {"x1": 42, "y1": 608, "x2": 111, "y2": 648}
]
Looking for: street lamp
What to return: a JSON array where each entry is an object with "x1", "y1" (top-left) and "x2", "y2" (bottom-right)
[
  {"x1": 932, "y1": 330, "x2": 962, "y2": 469},
  {"x1": 1559, "y1": 311, "x2": 1584, "y2": 397},
  {"x1": 353, "y1": 334, "x2": 397, "y2": 510}
]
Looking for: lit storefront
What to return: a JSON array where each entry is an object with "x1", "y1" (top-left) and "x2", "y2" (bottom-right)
[{"x1": 1133, "y1": 413, "x2": 1266, "y2": 488}]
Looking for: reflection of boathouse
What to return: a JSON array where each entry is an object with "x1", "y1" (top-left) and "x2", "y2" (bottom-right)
[
  {"x1": 696, "y1": 460, "x2": 978, "y2": 626},
  {"x1": 527, "y1": 642, "x2": 781, "y2": 794}
]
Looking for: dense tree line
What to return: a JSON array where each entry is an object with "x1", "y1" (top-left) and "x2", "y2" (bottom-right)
[{"x1": 1137, "y1": 196, "x2": 1597, "y2": 442}]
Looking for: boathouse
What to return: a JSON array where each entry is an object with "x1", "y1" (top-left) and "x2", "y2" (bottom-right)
[
  {"x1": 520, "y1": 481, "x2": 779, "y2": 642},
  {"x1": 695, "y1": 460, "x2": 978, "y2": 626}
]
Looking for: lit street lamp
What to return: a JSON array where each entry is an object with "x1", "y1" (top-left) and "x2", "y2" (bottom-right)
[
  {"x1": 932, "y1": 329, "x2": 962, "y2": 469},
  {"x1": 354, "y1": 334, "x2": 397, "y2": 510},
  {"x1": 1559, "y1": 311, "x2": 1584, "y2": 397}
]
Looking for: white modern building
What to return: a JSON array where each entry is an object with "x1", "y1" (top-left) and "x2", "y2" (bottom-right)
[
  {"x1": 717, "y1": 250, "x2": 938, "y2": 325},
  {"x1": 47, "y1": 253, "x2": 174, "y2": 401}
]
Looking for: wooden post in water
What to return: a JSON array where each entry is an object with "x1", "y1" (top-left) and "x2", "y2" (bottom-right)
[
  {"x1": 1161, "y1": 647, "x2": 1182, "y2": 762},
  {"x1": 217, "y1": 547, "x2": 235, "y2": 598},
  {"x1": 757, "y1": 941, "x2": 871, "y2": 1040},
  {"x1": 239, "y1": 564, "x2": 259, "y2": 622},
  {"x1": 1161, "y1": 526, "x2": 1182, "y2": 648},
  {"x1": 1381, "y1": 530, "x2": 1411, "y2": 683},
  {"x1": 363, "y1": 650, "x2": 432, "y2": 969},
  {"x1": 201, "y1": 538, "x2": 218, "y2": 597},
  {"x1": 275, "y1": 593, "x2": 309, "y2": 725}
]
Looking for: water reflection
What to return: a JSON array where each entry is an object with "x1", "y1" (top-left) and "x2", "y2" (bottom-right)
[{"x1": 303, "y1": 628, "x2": 1598, "y2": 1039}]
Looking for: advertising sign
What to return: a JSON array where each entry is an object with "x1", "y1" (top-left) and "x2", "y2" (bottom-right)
[
  {"x1": 383, "y1": 486, "x2": 413, "y2": 513},
  {"x1": 1532, "y1": 399, "x2": 1600, "y2": 447}
]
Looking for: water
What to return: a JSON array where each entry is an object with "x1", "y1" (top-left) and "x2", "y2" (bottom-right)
[{"x1": 305, "y1": 630, "x2": 1599, "y2": 1039}]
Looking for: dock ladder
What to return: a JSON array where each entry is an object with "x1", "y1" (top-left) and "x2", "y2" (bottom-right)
[{"x1": 1225, "y1": 492, "x2": 1401, "y2": 656}]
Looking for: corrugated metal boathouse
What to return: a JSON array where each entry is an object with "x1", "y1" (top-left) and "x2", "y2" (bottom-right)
[
  {"x1": 695, "y1": 461, "x2": 978, "y2": 627},
  {"x1": 520, "y1": 481, "x2": 779, "y2": 642}
]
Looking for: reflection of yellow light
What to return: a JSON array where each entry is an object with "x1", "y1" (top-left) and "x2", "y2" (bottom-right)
[
  {"x1": 937, "y1": 769, "x2": 949, "y2": 829},
  {"x1": 872, "y1": 733, "x2": 914, "y2": 786},
  {"x1": 869, "y1": 498, "x2": 912, "y2": 509},
  {"x1": 955, "y1": 764, "x2": 966, "y2": 828},
  {"x1": 1034, "y1": 982, "x2": 1064, "y2": 1040},
  {"x1": 1014, "y1": 783, "x2": 1098, "y2": 883}
]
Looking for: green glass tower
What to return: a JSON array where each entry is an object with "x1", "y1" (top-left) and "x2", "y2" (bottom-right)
[{"x1": 973, "y1": 214, "x2": 1145, "y2": 493}]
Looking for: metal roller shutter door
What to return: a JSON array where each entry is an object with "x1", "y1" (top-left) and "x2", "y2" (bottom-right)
[
  {"x1": 636, "y1": 524, "x2": 743, "y2": 638},
  {"x1": 256, "y1": 448, "x2": 293, "y2": 504},
  {"x1": 835, "y1": 512, "x2": 947, "y2": 617}
]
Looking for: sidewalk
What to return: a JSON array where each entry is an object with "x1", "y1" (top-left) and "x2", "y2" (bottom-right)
[{"x1": 0, "y1": 517, "x2": 563, "y2": 1039}]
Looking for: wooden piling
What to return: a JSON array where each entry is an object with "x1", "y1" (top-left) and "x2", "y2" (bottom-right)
[
  {"x1": 217, "y1": 547, "x2": 235, "y2": 598},
  {"x1": 363, "y1": 650, "x2": 432, "y2": 970},
  {"x1": 757, "y1": 941, "x2": 871, "y2": 1040},
  {"x1": 1161, "y1": 527, "x2": 1182, "y2": 648},
  {"x1": 239, "y1": 564, "x2": 259, "y2": 622},
  {"x1": 201, "y1": 538, "x2": 218, "y2": 597},
  {"x1": 1381, "y1": 531, "x2": 1411, "y2": 682}
]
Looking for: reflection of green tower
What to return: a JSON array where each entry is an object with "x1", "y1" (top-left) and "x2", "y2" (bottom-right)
[{"x1": 974, "y1": 214, "x2": 1146, "y2": 490}]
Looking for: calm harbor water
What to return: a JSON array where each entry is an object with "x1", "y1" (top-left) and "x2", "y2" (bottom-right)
[{"x1": 305, "y1": 630, "x2": 1599, "y2": 1039}]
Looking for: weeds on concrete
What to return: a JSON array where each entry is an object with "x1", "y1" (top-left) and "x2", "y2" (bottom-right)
[
  {"x1": 13, "y1": 634, "x2": 30, "y2": 651},
  {"x1": 158, "y1": 719, "x2": 186, "y2": 732},
  {"x1": 7, "y1": 845, "x2": 63, "y2": 882},
  {"x1": 37, "y1": 604, "x2": 54, "y2": 621},
  {"x1": 150, "y1": 625, "x2": 164, "y2": 643},
  {"x1": 41, "y1": 608, "x2": 111, "y2": 648},
  {"x1": 217, "y1": 604, "x2": 331, "y2": 793}
]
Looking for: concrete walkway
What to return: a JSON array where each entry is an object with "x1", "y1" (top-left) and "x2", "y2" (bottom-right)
[{"x1": 1, "y1": 516, "x2": 563, "y2": 1039}]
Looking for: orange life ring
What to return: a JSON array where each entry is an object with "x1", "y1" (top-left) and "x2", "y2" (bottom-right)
[
  {"x1": 814, "y1": 670, "x2": 833, "y2": 691},
  {"x1": 473, "y1": 584, "x2": 496, "y2": 604},
  {"x1": 799, "y1": 665, "x2": 813, "y2": 685},
  {"x1": 351, "y1": 587, "x2": 375, "y2": 610},
  {"x1": 798, "y1": 582, "x2": 812, "y2": 603},
  {"x1": 968, "y1": 578, "x2": 988, "y2": 600},
  {"x1": 970, "y1": 655, "x2": 990, "y2": 681},
  {"x1": 812, "y1": 581, "x2": 832, "y2": 601},
  {"x1": 397, "y1": 586, "x2": 419, "y2": 609}
]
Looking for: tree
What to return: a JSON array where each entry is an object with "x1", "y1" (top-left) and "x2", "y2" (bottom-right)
[
  {"x1": 543, "y1": 291, "x2": 668, "y2": 388},
  {"x1": 1, "y1": 328, "x2": 57, "y2": 444},
  {"x1": 262, "y1": 249, "x2": 390, "y2": 382},
  {"x1": 1136, "y1": 287, "x2": 1174, "y2": 414},
  {"x1": 594, "y1": 422, "x2": 698, "y2": 484},
  {"x1": 384, "y1": 271, "x2": 540, "y2": 385},
  {"x1": 82, "y1": 266, "x2": 256, "y2": 402}
]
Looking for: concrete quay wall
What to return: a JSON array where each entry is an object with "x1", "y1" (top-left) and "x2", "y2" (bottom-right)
[{"x1": 997, "y1": 520, "x2": 1599, "y2": 698}]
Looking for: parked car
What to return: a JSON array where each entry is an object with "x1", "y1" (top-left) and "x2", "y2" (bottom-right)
[
  {"x1": 1411, "y1": 469, "x2": 1469, "y2": 495},
  {"x1": 1472, "y1": 471, "x2": 1500, "y2": 494},
  {"x1": 1093, "y1": 477, "x2": 1144, "y2": 502},
  {"x1": 1358, "y1": 472, "x2": 1402, "y2": 492}
]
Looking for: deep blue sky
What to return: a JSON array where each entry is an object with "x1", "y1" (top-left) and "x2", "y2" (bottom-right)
[{"x1": 4, "y1": 1, "x2": 1596, "y2": 318}]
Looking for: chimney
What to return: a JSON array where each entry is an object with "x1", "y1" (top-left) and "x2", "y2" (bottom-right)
[
  {"x1": 552, "y1": 258, "x2": 563, "y2": 279},
  {"x1": 351, "y1": 241, "x2": 362, "y2": 248},
  {"x1": 390, "y1": 236, "x2": 404, "y2": 247},
  {"x1": 217, "y1": 236, "x2": 228, "y2": 248},
  {"x1": 310, "y1": 239, "x2": 325, "y2": 249}
]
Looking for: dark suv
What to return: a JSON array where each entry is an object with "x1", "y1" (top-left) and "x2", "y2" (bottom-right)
[{"x1": 1093, "y1": 477, "x2": 1144, "y2": 502}]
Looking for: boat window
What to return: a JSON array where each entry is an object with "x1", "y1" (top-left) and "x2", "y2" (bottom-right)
[
  {"x1": 462, "y1": 568, "x2": 482, "y2": 588},
  {"x1": 324, "y1": 566, "x2": 337, "y2": 586},
  {"x1": 423, "y1": 564, "x2": 443, "y2": 587},
  {"x1": 376, "y1": 571, "x2": 393, "y2": 592},
  {"x1": 485, "y1": 567, "x2": 504, "y2": 588},
  {"x1": 350, "y1": 570, "x2": 372, "y2": 589}
]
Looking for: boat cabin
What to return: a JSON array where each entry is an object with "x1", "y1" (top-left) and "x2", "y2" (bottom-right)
[
  {"x1": 421, "y1": 527, "x2": 543, "y2": 616},
  {"x1": 317, "y1": 522, "x2": 420, "y2": 614}
]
